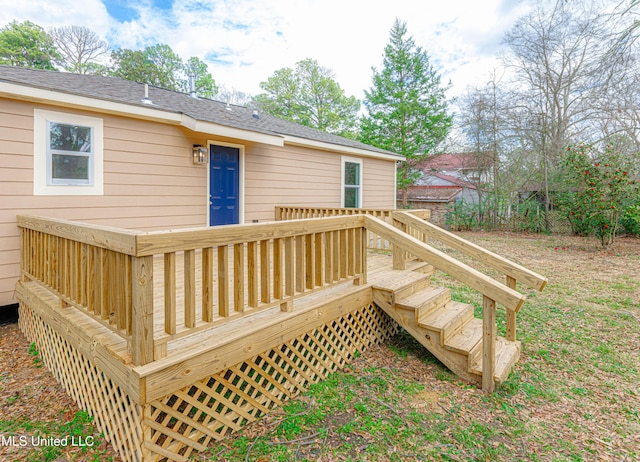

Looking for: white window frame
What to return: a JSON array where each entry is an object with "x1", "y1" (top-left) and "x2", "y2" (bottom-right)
[
  {"x1": 341, "y1": 156, "x2": 363, "y2": 208},
  {"x1": 34, "y1": 109, "x2": 104, "y2": 196}
]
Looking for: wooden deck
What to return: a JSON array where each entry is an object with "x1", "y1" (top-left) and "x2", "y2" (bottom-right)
[{"x1": 15, "y1": 209, "x2": 547, "y2": 461}]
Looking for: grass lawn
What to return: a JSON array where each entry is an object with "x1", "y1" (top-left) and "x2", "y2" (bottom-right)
[{"x1": 1, "y1": 232, "x2": 638, "y2": 461}]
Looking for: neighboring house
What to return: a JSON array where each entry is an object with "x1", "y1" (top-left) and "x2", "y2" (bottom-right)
[
  {"x1": 401, "y1": 185, "x2": 461, "y2": 227},
  {"x1": 414, "y1": 172, "x2": 481, "y2": 204},
  {"x1": 408, "y1": 152, "x2": 494, "y2": 207},
  {"x1": 418, "y1": 152, "x2": 493, "y2": 184},
  {"x1": 0, "y1": 65, "x2": 401, "y2": 307}
]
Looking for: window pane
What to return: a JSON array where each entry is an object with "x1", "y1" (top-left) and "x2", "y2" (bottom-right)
[
  {"x1": 344, "y1": 187, "x2": 358, "y2": 208},
  {"x1": 344, "y1": 162, "x2": 360, "y2": 186},
  {"x1": 49, "y1": 123, "x2": 92, "y2": 152},
  {"x1": 52, "y1": 154, "x2": 89, "y2": 181}
]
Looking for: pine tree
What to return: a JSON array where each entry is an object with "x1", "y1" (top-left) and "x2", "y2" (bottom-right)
[{"x1": 360, "y1": 19, "x2": 452, "y2": 205}]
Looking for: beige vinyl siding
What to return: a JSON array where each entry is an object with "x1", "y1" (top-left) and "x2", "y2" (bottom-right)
[
  {"x1": 0, "y1": 100, "x2": 209, "y2": 305},
  {"x1": 0, "y1": 97, "x2": 398, "y2": 306},
  {"x1": 244, "y1": 144, "x2": 341, "y2": 222},
  {"x1": 362, "y1": 156, "x2": 396, "y2": 209},
  {"x1": 243, "y1": 144, "x2": 397, "y2": 222}
]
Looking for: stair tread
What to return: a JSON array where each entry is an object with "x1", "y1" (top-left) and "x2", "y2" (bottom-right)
[
  {"x1": 445, "y1": 317, "x2": 483, "y2": 354},
  {"x1": 370, "y1": 270, "x2": 429, "y2": 292},
  {"x1": 469, "y1": 337, "x2": 521, "y2": 383},
  {"x1": 418, "y1": 301, "x2": 472, "y2": 331},
  {"x1": 396, "y1": 286, "x2": 450, "y2": 310}
]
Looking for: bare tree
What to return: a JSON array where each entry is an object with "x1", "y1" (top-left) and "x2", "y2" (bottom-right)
[
  {"x1": 501, "y1": 1, "x2": 613, "y2": 230},
  {"x1": 50, "y1": 25, "x2": 109, "y2": 74},
  {"x1": 457, "y1": 72, "x2": 508, "y2": 226}
]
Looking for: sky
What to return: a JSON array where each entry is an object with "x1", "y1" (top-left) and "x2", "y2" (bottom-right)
[{"x1": 0, "y1": 0, "x2": 536, "y2": 101}]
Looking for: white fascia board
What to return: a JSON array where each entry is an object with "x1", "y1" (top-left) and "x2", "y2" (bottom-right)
[
  {"x1": 283, "y1": 134, "x2": 404, "y2": 161},
  {"x1": 186, "y1": 116, "x2": 283, "y2": 146}
]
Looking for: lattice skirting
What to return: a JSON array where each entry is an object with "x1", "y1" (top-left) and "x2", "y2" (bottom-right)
[
  {"x1": 18, "y1": 302, "x2": 144, "y2": 461},
  {"x1": 19, "y1": 301, "x2": 397, "y2": 462}
]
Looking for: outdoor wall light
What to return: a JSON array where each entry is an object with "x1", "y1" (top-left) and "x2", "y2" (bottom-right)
[{"x1": 192, "y1": 145, "x2": 208, "y2": 164}]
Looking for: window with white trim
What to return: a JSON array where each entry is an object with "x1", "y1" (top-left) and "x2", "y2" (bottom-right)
[
  {"x1": 34, "y1": 109, "x2": 103, "y2": 196},
  {"x1": 342, "y1": 157, "x2": 362, "y2": 208}
]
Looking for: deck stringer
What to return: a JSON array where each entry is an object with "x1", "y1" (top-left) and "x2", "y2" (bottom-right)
[{"x1": 370, "y1": 266, "x2": 521, "y2": 388}]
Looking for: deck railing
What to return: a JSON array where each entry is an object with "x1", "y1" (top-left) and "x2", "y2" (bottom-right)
[
  {"x1": 277, "y1": 207, "x2": 547, "y2": 392},
  {"x1": 391, "y1": 211, "x2": 547, "y2": 343},
  {"x1": 18, "y1": 216, "x2": 139, "y2": 344},
  {"x1": 136, "y1": 216, "x2": 367, "y2": 358},
  {"x1": 18, "y1": 211, "x2": 543, "y2": 391},
  {"x1": 18, "y1": 215, "x2": 367, "y2": 367},
  {"x1": 363, "y1": 215, "x2": 529, "y2": 392},
  {"x1": 274, "y1": 206, "x2": 430, "y2": 251}
]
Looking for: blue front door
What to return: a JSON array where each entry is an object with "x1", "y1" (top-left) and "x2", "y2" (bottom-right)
[{"x1": 209, "y1": 145, "x2": 240, "y2": 226}]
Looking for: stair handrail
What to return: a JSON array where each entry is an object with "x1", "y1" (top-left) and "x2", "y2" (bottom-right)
[
  {"x1": 392, "y1": 211, "x2": 548, "y2": 293},
  {"x1": 364, "y1": 215, "x2": 526, "y2": 313}
]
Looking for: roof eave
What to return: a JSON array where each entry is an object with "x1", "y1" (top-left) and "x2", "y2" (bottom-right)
[
  {"x1": 0, "y1": 80, "x2": 285, "y2": 146},
  {"x1": 283, "y1": 134, "x2": 403, "y2": 161}
]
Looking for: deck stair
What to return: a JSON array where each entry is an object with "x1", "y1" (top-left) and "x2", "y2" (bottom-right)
[{"x1": 370, "y1": 266, "x2": 521, "y2": 387}]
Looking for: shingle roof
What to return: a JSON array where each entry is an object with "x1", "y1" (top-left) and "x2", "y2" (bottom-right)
[
  {"x1": 429, "y1": 173, "x2": 478, "y2": 190},
  {"x1": 0, "y1": 65, "x2": 401, "y2": 158},
  {"x1": 400, "y1": 186, "x2": 462, "y2": 202}
]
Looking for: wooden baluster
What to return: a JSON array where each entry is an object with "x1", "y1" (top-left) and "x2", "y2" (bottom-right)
[
  {"x1": 260, "y1": 240, "x2": 271, "y2": 304},
  {"x1": 315, "y1": 232, "x2": 324, "y2": 287},
  {"x1": 218, "y1": 245, "x2": 229, "y2": 317},
  {"x1": 164, "y1": 252, "x2": 176, "y2": 334},
  {"x1": 339, "y1": 229, "x2": 348, "y2": 279},
  {"x1": 124, "y1": 255, "x2": 132, "y2": 335},
  {"x1": 184, "y1": 249, "x2": 196, "y2": 328},
  {"x1": 325, "y1": 231, "x2": 333, "y2": 283},
  {"x1": 97, "y1": 248, "x2": 107, "y2": 320},
  {"x1": 282, "y1": 237, "x2": 294, "y2": 312},
  {"x1": 247, "y1": 242, "x2": 258, "y2": 308},
  {"x1": 304, "y1": 234, "x2": 315, "y2": 290},
  {"x1": 87, "y1": 244, "x2": 95, "y2": 314},
  {"x1": 202, "y1": 248, "x2": 213, "y2": 322},
  {"x1": 506, "y1": 276, "x2": 517, "y2": 341},
  {"x1": 234, "y1": 243, "x2": 245, "y2": 312},
  {"x1": 482, "y1": 295, "x2": 496, "y2": 393},
  {"x1": 285, "y1": 237, "x2": 294, "y2": 295},
  {"x1": 347, "y1": 228, "x2": 355, "y2": 277},
  {"x1": 80, "y1": 243, "x2": 88, "y2": 308},
  {"x1": 295, "y1": 235, "x2": 304, "y2": 293},
  {"x1": 273, "y1": 238, "x2": 283, "y2": 300},
  {"x1": 333, "y1": 231, "x2": 341, "y2": 282}
]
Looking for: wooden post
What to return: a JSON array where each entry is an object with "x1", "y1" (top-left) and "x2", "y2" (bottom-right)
[
  {"x1": 506, "y1": 276, "x2": 517, "y2": 341},
  {"x1": 482, "y1": 295, "x2": 496, "y2": 393},
  {"x1": 392, "y1": 216, "x2": 407, "y2": 270},
  {"x1": 131, "y1": 255, "x2": 154, "y2": 366}
]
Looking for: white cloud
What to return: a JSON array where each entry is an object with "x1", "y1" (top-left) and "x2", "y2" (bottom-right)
[{"x1": 0, "y1": 0, "x2": 535, "y2": 99}]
